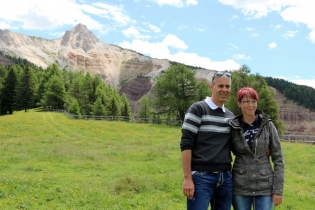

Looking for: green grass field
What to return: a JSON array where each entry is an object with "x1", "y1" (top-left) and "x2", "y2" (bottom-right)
[{"x1": 0, "y1": 109, "x2": 314, "y2": 209}]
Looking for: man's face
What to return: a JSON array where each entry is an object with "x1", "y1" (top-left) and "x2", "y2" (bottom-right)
[{"x1": 210, "y1": 77, "x2": 231, "y2": 107}]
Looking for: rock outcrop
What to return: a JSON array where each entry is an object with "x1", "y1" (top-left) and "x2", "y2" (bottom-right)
[
  {"x1": 0, "y1": 24, "x2": 170, "y2": 87},
  {"x1": 270, "y1": 87, "x2": 315, "y2": 135}
]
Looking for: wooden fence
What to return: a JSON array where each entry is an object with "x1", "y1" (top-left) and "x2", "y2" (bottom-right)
[
  {"x1": 49, "y1": 109, "x2": 182, "y2": 126},
  {"x1": 50, "y1": 109, "x2": 315, "y2": 144},
  {"x1": 279, "y1": 135, "x2": 315, "y2": 144}
]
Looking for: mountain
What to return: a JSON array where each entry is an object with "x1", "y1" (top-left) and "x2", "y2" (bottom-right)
[
  {"x1": 270, "y1": 87, "x2": 315, "y2": 135},
  {"x1": 0, "y1": 23, "x2": 216, "y2": 112},
  {"x1": 0, "y1": 23, "x2": 173, "y2": 87},
  {"x1": 1, "y1": 23, "x2": 315, "y2": 136}
]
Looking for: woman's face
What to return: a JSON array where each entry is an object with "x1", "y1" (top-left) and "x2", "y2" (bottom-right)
[{"x1": 238, "y1": 97, "x2": 257, "y2": 116}]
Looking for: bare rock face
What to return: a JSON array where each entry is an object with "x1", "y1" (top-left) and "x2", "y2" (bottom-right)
[
  {"x1": 270, "y1": 87, "x2": 315, "y2": 135},
  {"x1": 0, "y1": 52, "x2": 12, "y2": 66},
  {"x1": 0, "y1": 24, "x2": 170, "y2": 87},
  {"x1": 119, "y1": 78, "x2": 152, "y2": 113}
]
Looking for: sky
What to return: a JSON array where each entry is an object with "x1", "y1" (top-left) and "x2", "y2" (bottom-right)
[{"x1": 0, "y1": 0, "x2": 315, "y2": 89}]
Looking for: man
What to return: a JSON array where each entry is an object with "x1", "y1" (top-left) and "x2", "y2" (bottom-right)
[{"x1": 180, "y1": 71, "x2": 234, "y2": 210}]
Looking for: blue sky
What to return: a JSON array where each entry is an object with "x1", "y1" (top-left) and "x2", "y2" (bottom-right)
[{"x1": 0, "y1": 0, "x2": 315, "y2": 89}]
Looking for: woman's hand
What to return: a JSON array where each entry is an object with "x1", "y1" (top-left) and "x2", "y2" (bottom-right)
[{"x1": 272, "y1": 194, "x2": 282, "y2": 206}]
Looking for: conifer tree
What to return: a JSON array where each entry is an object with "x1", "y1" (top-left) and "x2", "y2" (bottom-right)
[
  {"x1": 0, "y1": 66, "x2": 18, "y2": 114},
  {"x1": 154, "y1": 64, "x2": 198, "y2": 121},
  {"x1": 43, "y1": 75, "x2": 66, "y2": 109},
  {"x1": 120, "y1": 93, "x2": 132, "y2": 118},
  {"x1": 92, "y1": 97, "x2": 106, "y2": 116},
  {"x1": 16, "y1": 65, "x2": 37, "y2": 112},
  {"x1": 68, "y1": 98, "x2": 81, "y2": 116},
  {"x1": 138, "y1": 96, "x2": 152, "y2": 119}
]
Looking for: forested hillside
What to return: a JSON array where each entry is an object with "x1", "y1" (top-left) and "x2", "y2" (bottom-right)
[
  {"x1": 0, "y1": 63, "x2": 132, "y2": 118},
  {"x1": 265, "y1": 77, "x2": 315, "y2": 112}
]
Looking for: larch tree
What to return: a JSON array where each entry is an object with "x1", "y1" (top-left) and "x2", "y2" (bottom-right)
[
  {"x1": 154, "y1": 64, "x2": 198, "y2": 121},
  {"x1": 16, "y1": 65, "x2": 37, "y2": 112},
  {"x1": 0, "y1": 66, "x2": 18, "y2": 114}
]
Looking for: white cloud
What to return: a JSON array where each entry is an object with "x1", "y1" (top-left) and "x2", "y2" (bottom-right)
[
  {"x1": 48, "y1": 31, "x2": 65, "y2": 37},
  {"x1": 251, "y1": 33, "x2": 259, "y2": 37},
  {"x1": 245, "y1": 27, "x2": 254, "y2": 31},
  {"x1": 233, "y1": 54, "x2": 252, "y2": 60},
  {"x1": 178, "y1": 25, "x2": 189, "y2": 30},
  {"x1": 186, "y1": 0, "x2": 198, "y2": 6},
  {"x1": 91, "y1": 3, "x2": 134, "y2": 26},
  {"x1": 0, "y1": 0, "x2": 133, "y2": 34},
  {"x1": 162, "y1": 34, "x2": 188, "y2": 49},
  {"x1": 0, "y1": 21, "x2": 18, "y2": 30},
  {"x1": 282, "y1": 30, "x2": 298, "y2": 39},
  {"x1": 122, "y1": 26, "x2": 151, "y2": 39},
  {"x1": 149, "y1": 0, "x2": 198, "y2": 7},
  {"x1": 228, "y1": 43, "x2": 238, "y2": 50},
  {"x1": 290, "y1": 79, "x2": 315, "y2": 89},
  {"x1": 119, "y1": 39, "x2": 170, "y2": 58},
  {"x1": 119, "y1": 36, "x2": 240, "y2": 71},
  {"x1": 169, "y1": 52, "x2": 240, "y2": 70},
  {"x1": 218, "y1": 0, "x2": 284, "y2": 19},
  {"x1": 148, "y1": 24, "x2": 161, "y2": 33},
  {"x1": 230, "y1": 15, "x2": 239, "y2": 21},
  {"x1": 194, "y1": 27, "x2": 204, "y2": 32},
  {"x1": 151, "y1": 0, "x2": 184, "y2": 7},
  {"x1": 218, "y1": 0, "x2": 315, "y2": 43},
  {"x1": 281, "y1": 2, "x2": 315, "y2": 43},
  {"x1": 275, "y1": 76, "x2": 315, "y2": 89},
  {"x1": 269, "y1": 42, "x2": 277, "y2": 49}
]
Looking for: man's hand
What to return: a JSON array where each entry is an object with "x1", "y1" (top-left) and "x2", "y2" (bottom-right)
[
  {"x1": 272, "y1": 194, "x2": 282, "y2": 206},
  {"x1": 183, "y1": 178, "x2": 195, "y2": 200},
  {"x1": 266, "y1": 147, "x2": 271, "y2": 157}
]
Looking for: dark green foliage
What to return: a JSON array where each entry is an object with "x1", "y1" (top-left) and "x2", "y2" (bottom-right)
[
  {"x1": 43, "y1": 75, "x2": 66, "y2": 109},
  {"x1": 92, "y1": 97, "x2": 107, "y2": 116},
  {"x1": 225, "y1": 65, "x2": 286, "y2": 134},
  {"x1": 138, "y1": 96, "x2": 152, "y2": 118},
  {"x1": 196, "y1": 80, "x2": 212, "y2": 101},
  {"x1": 0, "y1": 66, "x2": 18, "y2": 114},
  {"x1": 265, "y1": 76, "x2": 315, "y2": 112},
  {"x1": 68, "y1": 98, "x2": 81, "y2": 115},
  {"x1": 16, "y1": 65, "x2": 37, "y2": 112},
  {"x1": 1, "y1": 51, "x2": 37, "y2": 68},
  {"x1": 169, "y1": 61, "x2": 203, "y2": 70},
  {"x1": 108, "y1": 97, "x2": 120, "y2": 116},
  {"x1": 154, "y1": 64, "x2": 198, "y2": 121},
  {"x1": 120, "y1": 94, "x2": 132, "y2": 118}
]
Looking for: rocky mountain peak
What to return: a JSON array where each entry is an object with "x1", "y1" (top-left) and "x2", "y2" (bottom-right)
[{"x1": 61, "y1": 23, "x2": 102, "y2": 52}]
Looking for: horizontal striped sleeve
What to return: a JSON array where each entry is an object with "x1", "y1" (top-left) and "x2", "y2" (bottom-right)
[
  {"x1": 185, "y1": 112, "x2": 202, "y2": 124},
  {"x1": 202, "y1": 115, "x2": 230, "y2": 124},
  {"x1": 199, "y1": 125, "x2": 231, "y2": 133},
  {"x1": 182, "y1": 112, "x2": 202, "y2": 134}
]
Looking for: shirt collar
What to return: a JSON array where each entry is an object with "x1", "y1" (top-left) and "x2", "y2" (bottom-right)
[
  {"x1": 205, "y1": 96, "x2": 226, "y2": 112},
  {"x1": 239, "y1": 114, "x2": 260, "y2": 127}
]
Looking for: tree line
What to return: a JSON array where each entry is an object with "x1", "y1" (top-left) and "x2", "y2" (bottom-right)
[
  {"x1": 265, "y1": 77, "x2": 315, "y2": 112},
  {"x1": 0, "y1": 60, "x2": 286, "y2": 134},
  {"x1": 140, "y1": 64, "x2": 286, "y2": 134},
  {"x1": 0, "y1": 64, "x2": 132, "y2": 118}
]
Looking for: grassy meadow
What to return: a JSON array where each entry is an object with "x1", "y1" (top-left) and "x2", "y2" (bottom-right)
[{"x1": 0, "y1": 109, "x2": 314, "y2": 209}]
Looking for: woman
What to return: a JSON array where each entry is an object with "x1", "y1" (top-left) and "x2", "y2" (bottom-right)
[{"x1": 229, "y1": 87, "x2": 284, "y2": 210}]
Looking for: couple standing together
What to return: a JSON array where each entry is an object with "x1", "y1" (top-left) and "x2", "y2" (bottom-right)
[{"x1": 180, "y1": 71, "x2": 284, "y2": 210}]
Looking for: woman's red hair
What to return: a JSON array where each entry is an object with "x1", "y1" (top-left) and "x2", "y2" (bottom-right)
[{"x1": 237, "y1": 87, "x2": 259, "y2": 102}]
